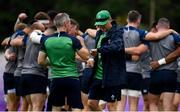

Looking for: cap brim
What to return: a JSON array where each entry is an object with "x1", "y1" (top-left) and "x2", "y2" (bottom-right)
[{"x1": 94, "y1": 20, "x2": 108, "y2": 26}]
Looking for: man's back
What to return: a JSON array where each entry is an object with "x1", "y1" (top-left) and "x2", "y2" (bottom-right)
[
  {"x1": 43, "y1": 32, "x2": 81, "y2": 78},
  {"x1": 150, "y1": 34, "x2": 178, "y2": 70},
  {"x1": 123, "y1": 26, "x2": 147, "y2": 74}
]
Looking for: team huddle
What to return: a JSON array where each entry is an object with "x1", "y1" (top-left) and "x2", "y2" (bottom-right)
[{"x1": 1, "y1": 9, "x2": 180, "y2": 111}]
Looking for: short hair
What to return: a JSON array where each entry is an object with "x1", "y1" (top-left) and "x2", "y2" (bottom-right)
[
  {"x1": 53, "y1": 13, "x2": 70, "y2": 28},
  {"x1": 14, "y1": 23, "x2": 27, "y2": 31},
  {"x1": 34, "y1": 11, "x2": 50, "y2": 20},
  {"x1": 150, "y1": 21, "x2": 157, "y2": 30},
  {"x1": 127, "y1": 10, "x2": 141, "y2": 22},
  {"x1": 70, "y1": 18, "x2": 79, "y2": 30},
  {"x1": 157, "y1": 18, "x2": 170, "y2": 28},
  {"x1": 47, "y1": 10, "x2": 58, "y2": 21},
  {"x1": 31, "y1": 22, "x2": 45, "y2": 31}
]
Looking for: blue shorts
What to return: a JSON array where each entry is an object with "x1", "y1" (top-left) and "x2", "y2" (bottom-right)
[
  {"x1": 20, "y1": 74, "x2": 48, "y2": 96},
  {"x1": 88, "y1": 79, "x2": 121, "y2": 102},
  {"x1": 175, "y1": 82, "x2": 180, "y2": 93},
  {"x1": 81, "y1": 68, "x2": 93, "y2": 94},
  {"x1": 123, "y1": 72, "x2": 143, "y2": 91},
  {"x1": 149, "y1": 70, "x2": 177, "y2": 95},
  {"x1": 49, "y1": 77, "x2": 83, "y2": 109},
  {"x1": 14, "y1": 76, "x2": 22, "y2": 96},
  {"x1": 3, "y1": 72, "x2": 15, "y2": 94},
  {"x1": 141, "y1": 78, "x2": 150, "y2": 95}
]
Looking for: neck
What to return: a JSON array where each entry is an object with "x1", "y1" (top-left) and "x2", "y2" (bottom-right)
[
  {"x1": 127, "y1": 22, "x2": 138, "y2": 28},
  {"x1": 157, "y1": 28, "x2": 168, "y2": 31},
  {"x1": 57, "y1": 27, "x2": 67, "y2": 32},
  {"x1": 23, "y1": 27, "x2": 31, "y2": 34}
]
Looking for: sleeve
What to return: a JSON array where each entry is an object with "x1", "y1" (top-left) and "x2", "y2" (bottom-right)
[
  {"x1": 97, "y1": 27, "x2": 124, "y2": 54},
  {"x1": 40, "y1": 36, "x2": 49, "y2": 53},
  {"x1": 71, "y1": 36, "x2": 82, "y2": 51},
  {"x1": 173, "y1": 34, "x2": 180, "y2": 45},
  {"x1": 40, "y1": 34, "x2": 47, "y2": 44},
  {"x1": 138, "y1": 29, "x2": 150, "y2": 47},
  {"x1": 40, "y1": 44, "x2": 46, "y2": 53},
  {"x1": 82, "y1": 33, "x2": 88, "y2": 39},
  {"x1": 16, "y1": 31, "x2": 28, "y2": 46},
  {"x1": 22, "y1": 35, "x2": 28, "y2": 46}
]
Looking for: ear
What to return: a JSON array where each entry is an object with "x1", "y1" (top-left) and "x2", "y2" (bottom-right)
[{"x1": 156, "y1": 25, "x2": 158, "y2": 29}]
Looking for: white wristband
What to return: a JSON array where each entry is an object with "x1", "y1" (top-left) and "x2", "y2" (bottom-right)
[
  {"x1": 30, "y1": 30, "x2": 43, "y2": 44},
  {"x1": 88, "y1": 58, "x2": 94, "y2": 61},
  {"x1": 158, "y1": 58, "x2": 166, "y2": 65}
]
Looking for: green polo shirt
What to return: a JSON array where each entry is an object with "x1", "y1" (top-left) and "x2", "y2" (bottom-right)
[{"x1": 41, "y1": 32, "x2": 82, "y2": 78}]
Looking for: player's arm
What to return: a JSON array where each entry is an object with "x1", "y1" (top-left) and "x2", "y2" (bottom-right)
[
  {"x1": 4, "y1": 48, "x2": 16, "y2": 61},
  {"x1": 38, "y1": 51, "x2": 50, "y2": 66},
  {"x1": 76, "y1": 48, "x2": 89, "y2": 61},
  {"x1": 151, "y1": 47, "x2": 180, "y2": 70},
  {"x1": 85, "y1": 28, "x2": 97, "y2": 38},
  {"x1": 10, "y1": 35, "x2": 25, "y2": 46},
  {"x1": 72, "y1": 36, "x2": 89, "y2": 61},
  {"x1": 145, "y1": 29, "x2": 178, "y2": 41},
  {"x1": 125, "y1": 44, "x2": 148, "y2": 55},
  {"x1": 1, "y1": 37, "x2": 10, "y2": 46}
]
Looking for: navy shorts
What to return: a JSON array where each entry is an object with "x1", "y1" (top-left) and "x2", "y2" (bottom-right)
[
  {"x1": 124, "y1": 72, "x2": 143, "y2": 91},
  {"x1": 141, "y1": 78, "x2": 150, "y2": 95},
  {"x1": 88, "y1": 79, "x2": 121, "y2": 102},
  {"x1": 14, "y1": 76, "x2": 22, "y2": 96},
  {"x1": 3, "y1": 72, "x2": 16, "y2": 94},
  {"x1": 175, "y1": 82, "x2": 180, "y2": 93},
  {"x1": 20, "y1": 74, "x2": 48, "y2": 96},
  {"x1": 149, "y1": 70, "x2": 177, "y2": 95},
  {"x1": 48, "y1": 77, "x2": 83, "y2": 109},
  {"x1": 81, "y1": 68, "x2": 93, "y2": 94}
]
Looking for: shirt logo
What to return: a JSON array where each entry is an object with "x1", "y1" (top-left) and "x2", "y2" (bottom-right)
[{"x1": 111, "y1": 95, "x2": 115, "y2": 100}]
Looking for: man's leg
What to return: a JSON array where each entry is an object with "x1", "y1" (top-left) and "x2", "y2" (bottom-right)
[
  {"x1": 88, "y1": 100, "x2": 100, "y2": 110},
  {"x1": 81, "y1": 92, "x2": 89, "y2": 111},
  {"x1": 67, "y1": 78, "x2": 83, "y2": 111},
  {"x1": 129, "y1": 96, "x2": 139, "y2": 111},
  {"x1": 81, "y1": 68, "x2": 93, "y2": 111},
  {"x1": 173, "y1": 93, "x2": 180, "y2": 110},
  {"x1": 117, "y1": 89, "x2": 127, "y2": 111},
  {"x1": 158, "y1": 93, "x2": 163, "y2": 110},
  {"x1": 107, "y1": 102, "x2": 117, "y2": 111},
  {"x1": 99, "y1": 100, "x2": 107, "y2": 110},
  {"x1": 127, "y1": 73, "x2": 143, "y2": 111},
  {"x1": 20, "y1": 96, "x2": 29, "y2": 111},
  {"x1": 88, "y1": 79, "x2": 103, "y2": 111},
  {"x1": 128, "y1": 90, "x2": 141, "y2": 111},
  {"x1": 148, "y1": 93, "x2": 160, "y2": 111},
  {"x1": 162, "y1": 92, "x2": 175, "y2": 111},
  {"x1": 25, "y1": 95, "x2": 32, "y2": 111},
  {"x1": 7, "y1": 92, "x2": 20, "y2": 111},
  {"x1": 142, "y1": 78, "x2": 150, "y2": 111},
  {"x1": 3, "y1": 73, "x2": 19, "y2": 111},
  {"x1": 50, "y1": 78, "x2": 66, "y2": 111},
  {"x1": 102, "y1": 86, "x2": 121, "y2": 111},
  {"x1": 162, "y1": 70, "x2": 177, "y2": 111},
  {"x1": 148, "y1": 70, "x2": 162, "y2": 111},
  {"x1": 52, "y1": 106, "x2": 61, "y2": 111},
  {"x1": 143, "y1": 94, "x2": 149, "y2": 111},
  {"x1": 30, "y1": 93, "x2": 46, "y2": 111}
]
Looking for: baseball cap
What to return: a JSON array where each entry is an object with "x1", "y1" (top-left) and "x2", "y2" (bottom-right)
[{"x1": 95, "y1": 10, "x2": 111, "y2": 26}]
